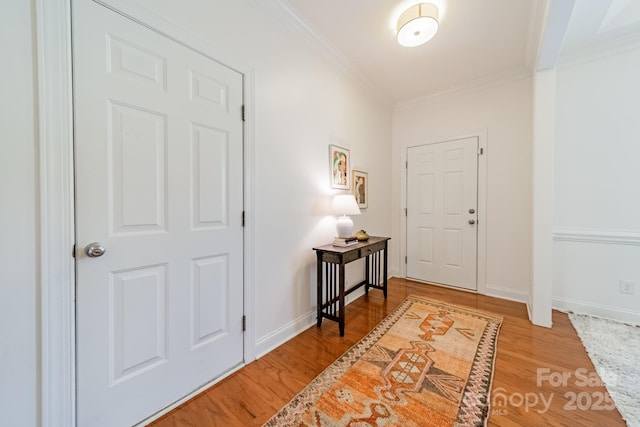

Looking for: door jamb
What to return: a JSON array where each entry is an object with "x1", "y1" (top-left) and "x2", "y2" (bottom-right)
[
  {"x1": 35, "y1": 1, "x2": 256, "y2": 425},
  {"x1": 400, "y1": 131, "x2": 488, "y2": 295}
]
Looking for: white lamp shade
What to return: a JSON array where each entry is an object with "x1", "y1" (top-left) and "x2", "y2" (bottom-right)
[
  {"x1": 397, "y1": 3, "x2": 439, "y2": 47},
  {"x1": 332, "y1": 194, "x2": 361, "y2": 216}
]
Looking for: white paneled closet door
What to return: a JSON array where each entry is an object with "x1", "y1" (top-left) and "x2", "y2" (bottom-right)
[{"x1": 73, "y1": 0, "x2": 245, "y2": 425}]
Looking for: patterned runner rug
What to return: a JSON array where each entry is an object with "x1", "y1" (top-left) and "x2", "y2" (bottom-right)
[{"x1": 264, "y1": 295, "x2": 503, "y2": 427}]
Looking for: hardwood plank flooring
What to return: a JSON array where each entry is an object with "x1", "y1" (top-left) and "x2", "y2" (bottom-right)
[{"x1": 150, "y1": 278, "x2": 625, "y2": 426}]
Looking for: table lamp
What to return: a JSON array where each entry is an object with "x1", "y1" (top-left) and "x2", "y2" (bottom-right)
[{"x1": 332, "y1": 194, "x2": 361, "y2": 238}]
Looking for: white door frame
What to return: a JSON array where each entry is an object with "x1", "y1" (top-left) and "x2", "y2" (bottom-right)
[
  {"x1": 35, "y1": 1, "x2": 256, "y2": 425},
  {"x1": 400, "y1": 131, "x2": 488, "y2": 295}
]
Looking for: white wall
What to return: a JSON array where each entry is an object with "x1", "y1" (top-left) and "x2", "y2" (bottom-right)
[
  {"x1": 392, "y1": 77, "x2": 533, "y2": 300},
  {"x1": 553, "y1": 47, "x2": 640, "y2": 324},
  {"x1": 121, "y1": 0, "x2": 393, "y2": 351},
  {"x1": 0, "y1": 2, "x2": 39, "y2": 425},
  {"x1": 2, "y1": 1, "x2": 392, "y2": 423}
]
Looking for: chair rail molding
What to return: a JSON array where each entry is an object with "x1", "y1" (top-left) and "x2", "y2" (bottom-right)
[{"x1": 553, "y1": 228, "x2": 640, "y2": 246}]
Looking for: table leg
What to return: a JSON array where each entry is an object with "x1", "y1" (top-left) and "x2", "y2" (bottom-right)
[
  {"x1": 365, "y1": 254, "x2": 370, "y2": 294},
  {"x1": 339, "y1": 262, "x2": 345, "y2": 336},
  {"x1": 316, "y1": 252, "x2": 323, "y2": 327},
  {"x1": 383, "y1": 241, "x2": 388, "y2": 299}
]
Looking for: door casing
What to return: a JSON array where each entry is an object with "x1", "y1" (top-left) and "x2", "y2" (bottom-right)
[{"x1": 400, "y1": 131, "x2": 488, "y2": 295}]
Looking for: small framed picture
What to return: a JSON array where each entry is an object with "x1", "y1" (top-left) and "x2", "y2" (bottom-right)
[
  {"x1": 352, "y1": 170, "x2": 368, "y2": 209},
  {"x1": 329, "y1": 144, "x2": 350, "y2": 189}
]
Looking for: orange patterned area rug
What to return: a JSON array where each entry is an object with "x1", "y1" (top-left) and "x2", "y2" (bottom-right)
[{"x1": 264, "y1": 295, "x2": 503, "y2": 427}]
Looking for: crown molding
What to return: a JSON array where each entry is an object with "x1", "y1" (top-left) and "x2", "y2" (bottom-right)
[
  {"x1": 260, "y1": 0, "x2": 351, "y2": 68},
  {"x1": 256, "y1": 0, "x2": 393, "y2": 107},
  {"x1": 525, "y1": 0, "x2": 548, "y2": 71},
  {"x1": 394, "y1": 67, "x2": 532, "y2": 111}
]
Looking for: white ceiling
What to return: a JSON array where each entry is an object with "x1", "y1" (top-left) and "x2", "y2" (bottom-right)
[
  {"x1": 277, "y1": 0, "x2": 640, "y2": 104},
  {"x1": 562, "y1": 0, "x2": 640, "y2": 57}
]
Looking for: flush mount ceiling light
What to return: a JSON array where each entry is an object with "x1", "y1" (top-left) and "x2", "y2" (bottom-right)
[{"x1": 396, "y1": 3, "x2": 439, "y2": 47}]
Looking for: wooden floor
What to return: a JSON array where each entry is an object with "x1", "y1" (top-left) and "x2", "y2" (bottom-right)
[{"x1": 150, "y1": 278, "x2": 625, "y2": 426}]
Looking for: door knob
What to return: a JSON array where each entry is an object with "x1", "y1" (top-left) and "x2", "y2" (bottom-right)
[
  {"x1": 85, "y1": 242, "x2": 106, "y2": 258},
  {"x1": 468, "y1": 219, "x2": 476, "y2": 225},
  {"x1": 468, "y1": 208, "x2": 475, "y2": 214}
]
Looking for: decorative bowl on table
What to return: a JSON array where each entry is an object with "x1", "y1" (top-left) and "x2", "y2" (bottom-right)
[{"x1": 355, "y1": 230, "x2": 369, "y2": 241}]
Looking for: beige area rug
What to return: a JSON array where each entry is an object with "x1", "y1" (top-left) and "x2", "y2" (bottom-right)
[
  {"x1": 264, "y1": 295, "x2": 503, "y2": 426},
  {"x1": 569, "y1": 312, "x2": 640, "y2": 427}
]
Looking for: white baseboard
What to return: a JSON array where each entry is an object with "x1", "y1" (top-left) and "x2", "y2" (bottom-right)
[
  {"x1": 255, "y1": 310, "x2": 316, "y2": 359},
  {"x1": 553, "y1": 297, "x2": 640, "y2": 325},
  {"x1": 254, "y1": 288, "x2": 367, "y2": 358},
  {"x1": 394, "y1": 274, "x2": 528, "y2": 305},
  {"x1": 484, "y1": 284, "x2": 528, "y2": 304}
]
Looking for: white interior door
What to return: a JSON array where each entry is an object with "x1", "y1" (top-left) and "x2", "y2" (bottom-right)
[
  {"x1": 73, "y1": 1, "x2": 244, "y2": 425},
  {"x1": 406, "y1": 138, "x2": 478, "y2": 290}
]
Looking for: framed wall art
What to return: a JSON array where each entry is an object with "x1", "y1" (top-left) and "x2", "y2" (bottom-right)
[
  {"x1": 352, "y1": 169, "x2": 368, "y2": 208},
  {"x1": 329, "y1": 144, "x2": 350, "y2": 189}
]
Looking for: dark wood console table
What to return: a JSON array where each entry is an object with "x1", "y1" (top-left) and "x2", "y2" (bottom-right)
[{"x1": 313, "y1": 236, "x2": 390, "y2": 336}]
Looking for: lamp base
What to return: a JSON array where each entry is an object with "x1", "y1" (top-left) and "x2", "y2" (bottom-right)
[{"x1": 336, "y1": 215, "x2": 354, "y2": 238}]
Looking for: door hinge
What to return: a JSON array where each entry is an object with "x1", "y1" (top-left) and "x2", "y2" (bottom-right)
[
  {"x1": 478, "y1": 147, "x2": 484, "y2": 155},
  {"x1": 242, "y1": 211, "x2": 245, "y2": 227},
  {"x1": 405, "y1": 160, "x2": 408, "y2": 169},
  {"x1": 405, "y1": 256, "x2": 407, "y2": 264},
  {"x1": 404, "y1": 208, "x2": 407, "y2": 217},
  {"x1": 242, "y1": 315, "x2": 246, "y2": 331},
  {"x1": 241, "y1": 105, "x2": 246, "y2": 122},
  {"x1": 72, "y1": 244, "x2": 76, "y2": 258}
]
